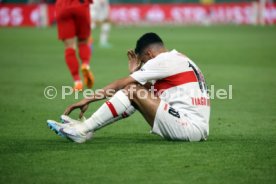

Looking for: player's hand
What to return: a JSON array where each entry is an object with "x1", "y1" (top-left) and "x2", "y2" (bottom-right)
[
  {"x1": 63, "y1": 99, "x2": 89, "y2": 118},
  {"x1": 127, "y1": 50, "x2": 140, "y2": 74}
]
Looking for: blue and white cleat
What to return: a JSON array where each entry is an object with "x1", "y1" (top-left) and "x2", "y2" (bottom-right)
[
  {"x1": 47, "y1": 120, "x2": 67, "y2": 138},
  {"x1": 60, "y1": 115, "x2": 93, "y2": 143},
  {"x1": 60, "y1": 115, "x2": 86, "y2": 124},
  {"x1": 60, "y1": 123, "x2": 91, "y2": 144}
]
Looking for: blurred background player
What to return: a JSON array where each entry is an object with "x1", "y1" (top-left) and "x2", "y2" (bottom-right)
[
  {"x1": 90, "y1": 0, "x2": 112, "y2": 48},
  {"x1": 56, "y1": 0, "x2": 95, "y2": 91}
]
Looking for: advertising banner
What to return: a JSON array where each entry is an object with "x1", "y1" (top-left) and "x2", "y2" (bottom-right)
[{"x1": 0, "y1": 3, "x2": 275, "y2": 27}]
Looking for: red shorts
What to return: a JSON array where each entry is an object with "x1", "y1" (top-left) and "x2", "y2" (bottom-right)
[{"x1": 56, "y1": 5, "x2": 91, "y2": 40}]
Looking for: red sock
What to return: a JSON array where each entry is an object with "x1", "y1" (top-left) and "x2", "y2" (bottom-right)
[
  {"x1": 65, "y1": 48, "x2": 80, "y2": 81},
  {"x1": 78, "y1": 43, "x2": 91, "y2": 65}
]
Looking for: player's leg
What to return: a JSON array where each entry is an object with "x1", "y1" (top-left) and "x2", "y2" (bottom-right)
[
  {"x1": 99, "y1": 20, "x2": 111, "y2": 48},
  {"x1": 75, "y1": 5, "x2": 94, "y2": 88},
  {"x1": 63, "y1": 38, "x2": 83, "y2": 91},
  {"x1": 60, "y1": 83, "x2": 160, "y2": 143},
  {"x1": 99, "y1": 1, "x2": 111, "y2": 48},
  {"x1": 77, "y1": 38, "x2": 90, "y2": 66},
  {"x1": 59, "y1": 89, "x2": 138, "y2": 143},
  {"x1": 77, "y1": 38, "x2": 94, "y2": 89},
  {"x1": 48, "y1": 103, "x2": 136, "y2": 143},
  {"x1": 124, "y1": 84, "x2": 160, "y2": 127},
  {"x1": 82, "y1": 83, "x2": 159, "y2": 132},
  {"x1": 56, "y1": 9, "x2": 82, "y2": 91},
  {"x1": 81, "y1": 89, "x2": 138, "y2": 132},
  {"x1": 87, "y1": 105, "x2": 136, "y2": 132}
]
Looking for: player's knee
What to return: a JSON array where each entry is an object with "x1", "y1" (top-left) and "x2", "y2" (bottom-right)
[
  {"x1": 123, "y1": 83, "x2": 139, "y2": 99},
  {"x1": 124, "y1": 83, "x2": 138, "y2": 93},
  {"x1": 77, "y1": 38, "x2": 89, "y2": 44},
  {"x1": 123, "y1": 83, "x2": 148, "y2": 100},
  {"x1": 63, "y1": 38, "x2": 76, "y2": 49}
]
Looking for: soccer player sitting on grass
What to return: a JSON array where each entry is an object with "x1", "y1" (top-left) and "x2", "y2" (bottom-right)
[{"x1": 47, "y1": 33, "x2": 210, "y2": 143}]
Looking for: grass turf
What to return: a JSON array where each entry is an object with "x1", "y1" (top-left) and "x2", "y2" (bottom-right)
[{"x1": 0, "y1": 26, "x2": 275, "y2": 184}]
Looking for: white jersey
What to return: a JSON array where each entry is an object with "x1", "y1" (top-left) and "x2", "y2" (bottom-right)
[
  {"x1": 131, "y1": 50, "x2": 210, "y2": 135},
  {"x1": 90, "y1": 0, "x2": 110, "y2": 22}
]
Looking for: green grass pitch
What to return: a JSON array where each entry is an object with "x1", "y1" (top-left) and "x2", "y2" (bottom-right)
[{"x1": 0, "y1": 26, "x2": 275, "y2": 184}]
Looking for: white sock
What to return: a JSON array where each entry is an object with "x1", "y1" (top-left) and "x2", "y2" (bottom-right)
[
  {"x1": 83, "y1": 90, "x2": 135, "y2": 132},
  {"x1": 100, "y1": 23, "x2": 111, "y2": 45},
  {"x1": 93, "y1": 105, "x2": 136, "y2": 131}
]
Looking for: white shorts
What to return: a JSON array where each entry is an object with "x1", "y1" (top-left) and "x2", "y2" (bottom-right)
[
  {"x1": 90, "y1": 4, "x2": 109, "y2": 22},
  {"x1": 152, "y1": 101, "x2": 206, "y2": 141}
]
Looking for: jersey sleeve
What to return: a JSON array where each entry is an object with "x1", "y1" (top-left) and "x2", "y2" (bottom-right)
[{"x1": 130, "y1": 57, "x2": 171, "y2": 85}]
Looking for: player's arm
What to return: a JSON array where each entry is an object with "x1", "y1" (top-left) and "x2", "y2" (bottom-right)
[{"x1": 63, "y1": 76, "x2": 136, "y2": 117}]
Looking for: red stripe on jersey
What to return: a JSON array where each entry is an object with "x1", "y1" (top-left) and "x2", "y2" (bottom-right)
[
  {"x1": 106, "y1": 101, "x2": 118, "y2": 118},
  {"x1": 154, "y1": 71, "x2": 197, "y2": 94}
]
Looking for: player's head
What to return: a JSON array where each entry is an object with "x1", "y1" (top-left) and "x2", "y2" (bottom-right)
[{"x1": 135, "y1": 32, "x2": 165, "y2": 63}]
